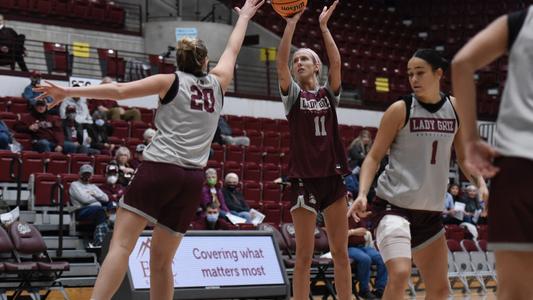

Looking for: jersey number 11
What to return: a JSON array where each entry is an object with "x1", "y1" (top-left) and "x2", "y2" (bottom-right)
[{"x1": 314, "y1": 116, "x2": 327, "y2": 136}]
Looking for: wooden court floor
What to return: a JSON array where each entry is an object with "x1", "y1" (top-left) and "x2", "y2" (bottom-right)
[{"x1": 11, "y1": 288, "x2": 497, "y2": 300}]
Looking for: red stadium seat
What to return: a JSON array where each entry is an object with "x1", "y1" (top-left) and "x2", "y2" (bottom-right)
[
  {"x1": 243, "y1": 180, "x2": 261, "y2": 209},
  {"x1": 244, "y1": 129, "x2": 262, "y2": 147},
  {"x1": 32, "y1": 173, "x2": 59, "y2": 206},
  {"x1": 130, "y1": 121, "x2": 149, "y2": 140},
  {"x1": 225, "y1": 144, "x2": 243, "y2": 163},
  {"x1": 262, "y1": 131, "x2": 280, "y2": 149},
  {"x1": 93, "y1": 154, "x2": 111, "y2": 175},
  {"x1": 262, "y1": 182, "x2": 281, "y2": 203},
  {"x1": 243, "y1": 116, "x2": 261, "y2": 132},
  {"x1": 21, "y1": 151, "x2": 45, "y2": 182},
  {"x1": 280, "y1": 132, "x2": 290, "y2": 149},
  {"x1": 60, "y1": 173, "x2": 80, "y2": 205},
  {"x1": 244, "y1": 145, "x2": 262, "y2": 163},
  {"x1": 242, "y1": 162, "x2": 261, "y2": 182},
  {"x1": 45, "y1": 152, "x2": 69, "y2": 175},
  {"x1": 109, "y1": 120, "x2": 129, "y2": 139},
  {"x1": 261, "y1": 163, "x2": 280, "y2": 182},
  {"x1": 259, "y1": 118, "x2": 277, "y2": 132},
  {"x1": 210, "y1": 143, "x2": 224, "y2": 162},
  {"x1": 0, "y1": 150, "x2": 19, "y2": 182},
  {"x1": 263, "y1": 147, "x2": 281, "y2": 165},
  {"x1": 69, "y1": 154, "x2": 93, "y2": 174},
  {"x1": 222, "y1": 161, "x2": 242, "y2": 178}
]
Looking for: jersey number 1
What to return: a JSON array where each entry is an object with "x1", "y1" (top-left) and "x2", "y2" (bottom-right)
[
  {"x1": 314, "y1": 116, "x2": 327, "y2": 136},
  {"x1": 430, "y1": 140, "x2": 438, "y2": 165}
]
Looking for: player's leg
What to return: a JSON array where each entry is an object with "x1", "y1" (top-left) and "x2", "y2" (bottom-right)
[
  {"x1": 495, "y1": 251, "x2": 533, "y2": 300},
  {"x1": 149, "y1": 226, "x2": 184, "y2": 300},
  {"x1": 412, "y1": 234, "x2": 449, "y2": 300},
  {"x1": 90, "y1": 208, "x2": 148, "y2": 300},
  {"x1": 291, "y1": 207, "x2": 317, "y2": 300},
  {"x1": 375, "y1": 215, "x2": 412, "y2": 300},
  {"x1": 322, "y1": 196, "x2": 352, "y2": 300}
]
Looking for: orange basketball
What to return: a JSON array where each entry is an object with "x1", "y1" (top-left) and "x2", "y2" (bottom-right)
[{"x1": 271, "y1": 0, "x2": 308, "y2": 17}]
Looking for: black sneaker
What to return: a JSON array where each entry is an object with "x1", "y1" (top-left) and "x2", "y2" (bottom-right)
[
  {"x1": 358, "y1": 291, "x2": 378, "y2": 299},
  {"x1": 372, "y1": 289, "x2": 384, "y2": 298}
]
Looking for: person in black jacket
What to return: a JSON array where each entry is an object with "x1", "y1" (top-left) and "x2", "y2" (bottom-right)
[
  {"x1": 221, "y1": 172, "x2": 253, "y2": 223},
  {"x1": 0, "y1": 15, "x2": 28, "y2": 72}
]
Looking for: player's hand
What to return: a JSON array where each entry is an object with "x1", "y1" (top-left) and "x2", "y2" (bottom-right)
[
  {"x1": 283, "y1": 10, "x2": 304, "y2": 24},
  {"x1": 464, "y1": 139, "x2": 499, "y2": 178},
  {"x1": 235, "y1": 0, "x2": 265, "y2": 20},
  {"x1": 319, "y1": 0, "x2": 339, "y2": 29},
  {"x1": 347, "y1": 195, "x2": 368, "y2": 222},
  {"x1": 479, "y1": 184, "x2": 489, "y2": 202},
  {"x1": 33, "y1": 81, "x2": 67, "y2": 109}
]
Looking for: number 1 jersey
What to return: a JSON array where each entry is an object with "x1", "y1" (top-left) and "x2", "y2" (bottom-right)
[
  {"x1": 281, "y1": 80, "x2": 349, "y2": 179},
  {"x1": 376, "y1": 94, "x2": 458, "y2": 212}
]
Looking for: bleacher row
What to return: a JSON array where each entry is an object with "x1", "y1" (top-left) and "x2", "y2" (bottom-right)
[{"x1": 0, "y1": 0, "x2": 125, "y2": 28}]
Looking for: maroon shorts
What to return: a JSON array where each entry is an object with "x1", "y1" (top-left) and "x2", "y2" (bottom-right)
[
  {"x1": 488, "y1": 156, "x2": 533, "y2": 251},
  {"x1": 371, "y1": 197, "x2": 444, "y2": 249},
  {"x1": 288, "y1": 175, "x2": 347, "y2": 214},
  {"x1": 120, "y1": 161, "x2": 205, "y2": 235}
]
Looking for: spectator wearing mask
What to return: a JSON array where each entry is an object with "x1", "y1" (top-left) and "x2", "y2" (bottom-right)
[
  {"x1": 59, "y1": 84, "x2": 92, "y2": 125},
  {"x1": 191, "y1": 203, "x2": 236, "y2": 230},
  {"x1": 201, "y1": 168, "x2": 229, "y2": 217},
  {"x1": 457, "y1": 185, "x2": 485, "y2": 224},
  {"x1": 222, "y1": 172, "x2": 253, "y2": 223},
  {"x1": 0, "y1": 118, "x2": 13, "y2": 150},
  {"x1": 130, "y1": 144, "x2": 145, "y2": 169},
  {"x1": 100, "y1": 163, "x2": 124, "y2": 207},
  {"x1": 0, "y1": 14, "x2": 28, "y2": 72},
  {"x1": 142, "y1": 128, "x2": 156, "y2": 145},
  {"x1": 14, "y1": 99, "x2": 73, "y2": 153},
  {"x1": 69, "y1": 164, "x2": 109, "y2": 248},
  {"x1": 22, "y1": 71, "x2": 56, "y2": 113},
  {"x1": 95, "y1": 77, "x2": 141, "y2": 121},
  {"x1": 61, "y1": 105, "x2": 93, "y2": 154},
  {"x1": 115, "y1": 146, "x2": 135, "y2": 186},
  {"x1": 87, "y1": 110, "x2": 114, "y2": 155}
]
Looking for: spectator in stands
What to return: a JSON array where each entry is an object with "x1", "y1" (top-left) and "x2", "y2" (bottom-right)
[
  {"x1": 347, "y1": 129, "x2": 373, "y2": 169},
  {"x1": 87, "y1": 110, "x2": 114, "y2": 155},
  {"x1": 201, "y1": 168, "x2": 229, "y2": 217},
  {"x1": 129, "y1": 144, "x2": 145, "y2": 169},
  {"x1": 59, "y1": 83, "x2": 93, "y2": 125},
  {"x1": 0, "y1": 14, "x2": 28, "y2": 72},
  {"x1": 14, "y1": 99, "x2": 77, "y2": 153},
  {"x1": 142, "y1": 128, "x2": 155, "y2": 145},
  {"x1": 0, "y1": 118, "x2": 13, "y2": 150},
  {"x1": 443, "y1": 183, "x2": 461, "y2": 224},
  {"x1": 115, "y1": 146, "x2": 135, "y2": 186},
  {"x1": 69, "y1": 164, "x2": 109, "y2": 248},
  {"x1": 222, "y1": 172, "x2": 253, "y2": 223},
  {"x1": 95, "y1": 76, "x2": 141, "y2": 121},
  {"x1": 457, "y1": 185, "x2": 483, "y2": 224},
  {"x1": 347, "y1": 215, "x2": 387, "y2": 299},
  {"x1": 61, "y1": 105, "x2": 93, "y2": 154},
  {"x1": 100, "y1": 164, "x2": 124, "y2": 204},
  {"x1": 191, "y1": 202, "x2": 236, "y2": 230},
  {"x1": 22, "y1": 71, "x2": 57, "y2": 114},
  {"x1": 213, "y1": 116, "x2": 250, "y2": 146}
]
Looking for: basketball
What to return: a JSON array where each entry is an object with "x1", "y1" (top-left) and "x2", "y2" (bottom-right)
[{"x1": 271, "y1": 0, "x2": 308, "y2": 17}]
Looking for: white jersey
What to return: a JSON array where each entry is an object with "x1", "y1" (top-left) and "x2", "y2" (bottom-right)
[
  {"x1": 143, "y1": 71, "x2": 223, "y2": 168},
  {"x1": 494, "y1": 6, "x2": 533, "y2": 161},
  {"x1": 376, "y1": 95, "x2": 458, "y2": 211}
]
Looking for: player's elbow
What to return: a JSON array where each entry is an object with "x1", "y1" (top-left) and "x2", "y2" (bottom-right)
[{"x1": 451, "y1": 55, "x2": 475, "y2": 75}]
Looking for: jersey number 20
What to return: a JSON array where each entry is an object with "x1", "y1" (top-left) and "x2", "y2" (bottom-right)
[{"x1": 190, "y1": 86, "x2": 215, "y2": 113}]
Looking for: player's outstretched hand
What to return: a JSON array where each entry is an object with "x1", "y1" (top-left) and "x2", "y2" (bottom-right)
[
  {"x1": 347, "y1": 195, "x2": 368, "y2": 222},
  {"x1": 235, "y1": 0, "x2": 265, "y2": 20},
  {"x1": 33, "y1": 80, "x2": 67, "y2": 109},
  {"x1": 465, "y1": 139, "x2": 500, "y2": 178},
  {"x1": 319, "y1": 0, "x2": 339, "y2": 29}
]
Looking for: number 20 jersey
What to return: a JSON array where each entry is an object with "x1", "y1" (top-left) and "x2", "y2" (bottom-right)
[
  {"x1": 281, "y1": 80, "x2": 349, "y2": 179},
  {"x1": 376, "y1": 95, "x2": 458, "y2": 212},
  {"x1": 143, "y1": 71, "x2": 223, "y2": 169}
]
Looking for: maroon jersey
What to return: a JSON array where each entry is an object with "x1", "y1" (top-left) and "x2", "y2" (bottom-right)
[{"x1": 281, "y1": 80, "x2": 349, "y2": 178}]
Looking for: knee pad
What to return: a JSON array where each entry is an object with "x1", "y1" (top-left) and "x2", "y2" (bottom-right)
[{"x1": 376, "y1": 215, "x2": 411, "y2": 262}]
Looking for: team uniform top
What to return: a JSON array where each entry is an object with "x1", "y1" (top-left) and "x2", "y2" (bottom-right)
[
  {"x1": 281, "y1": 80, "x2": 349, "y2": 179},
  {"x1": 494, "y1": 6, "x2": 533, "y2": 161},
  {"x1": 143, "y1": 71, "x2": 223, "y2": 169},
  {"x1": 376, "y1": 94, "x2": 458, "y2": 212}
]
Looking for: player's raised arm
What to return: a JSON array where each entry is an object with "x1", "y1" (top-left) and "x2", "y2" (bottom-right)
[
  {"x1": 319, "y1": 0, "x2": 341, "y2": 94},
  {"x1": 277, "y1": 11, "x2": 303, "y2": 94},
  {"x1": 210, "y1": 0, "x2": 265, "y2": 93}
]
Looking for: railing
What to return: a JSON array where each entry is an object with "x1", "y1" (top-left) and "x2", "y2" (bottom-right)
[
  {"x1": 8, "y1": 156, "x2": 22, "y2": 207},
  {"x1": 478, "y1": 123, "x2": 496, "y2": 146},
  {"x1": 50, "y1": 179, "x2": 65, "y2": 257}
]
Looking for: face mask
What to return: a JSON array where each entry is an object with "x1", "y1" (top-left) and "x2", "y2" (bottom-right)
[
  {"x1": 31, "y1": 79, "x2": 40, "y2": 86},
  {"x1": 107, "y1": 175, "x2": 118, "y2": 184},
  {"x1": 207, "y1": 178, "x2": 217, "y2": 186},
  {"x1": 81, "y1": 174, "x2": 91, "y2": 183},
  {"x1": 206, "y1": 213, "x2": 219, "y2": 223},
  {"x1": 225, "y1": 184, "x2": 237, "y2": 191},
  {"x1": 95, "y1": 119, "x2": 105, "y2": 126}
]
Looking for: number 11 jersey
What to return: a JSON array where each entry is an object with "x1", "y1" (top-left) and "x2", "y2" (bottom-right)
[
  {"x1": 376, "y1": 94, "x2": 458, "y2": 212},
  {"x1": 281, "y1": 80, "x2": 349, "y2": 179}
]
